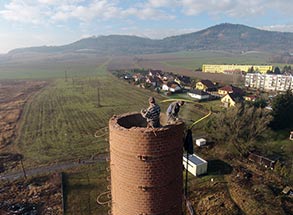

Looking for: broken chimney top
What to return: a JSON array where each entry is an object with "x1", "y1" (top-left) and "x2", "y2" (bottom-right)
[{"x1": 111, "y1": 112, "x2": 182, "y2": 130}]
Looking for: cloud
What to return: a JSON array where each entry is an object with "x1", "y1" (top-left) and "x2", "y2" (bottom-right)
[
  {"x1": 0, "y1": 0, "x2": 175, "y2": 25},
  {"x1": 51, "y1": 0, "x2": 121, "y2": 22},
  {"x1": 260, "y1": 24, "x2": 293, "y2": 33},
  {"x1": 147, "y1": 0, "x2": 178, "y2": 8},
  {"x1": 180, "y1": 0, "x2": 267, "y2": 17},
  {"x1": 38, "y1": 0, "x2": 85, "y2": 5},
  {"x1": 122, "y1": 7, "x2": 175, "y2": 20},
  {"x1": 267, "y1": 0, "x2": 293, "y2": 14},
  {"x1": 0, "y1": 0, "x2": 47, "y2": 24},
  {"x1": 38, "y1": 0, "x2": 58, "y2": 4},
  {"x1": 0, "y1": 0, "x2": 292, "y2": 26}
]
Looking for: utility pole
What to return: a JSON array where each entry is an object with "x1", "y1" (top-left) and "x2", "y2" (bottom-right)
[
  {"x1": 97, "y1": 78, "x2": 101, "y2": 107},
  {"x1": 97, "y1": 87, "x2": 101, "y2": 107},
  {"x1": 64, "y1": 70, "x2": 68, "y2": 82},
  {"x1": 20, "y1": 159, "x2": 27, "y2": 179}
]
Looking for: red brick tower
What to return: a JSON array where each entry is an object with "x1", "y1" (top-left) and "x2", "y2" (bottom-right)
[{"x1": 109, "y1": 113, "x2": 184, "y2": 215}]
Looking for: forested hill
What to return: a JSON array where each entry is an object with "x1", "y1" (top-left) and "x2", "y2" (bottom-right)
[{"x1": 8, "y1": 23, "x2": 293, "y2": 55}]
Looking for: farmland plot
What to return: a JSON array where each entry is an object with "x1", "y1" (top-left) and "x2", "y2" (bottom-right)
[
  {"x1": 16, "y1": 67, "x2": 162, "y2": 166},
  {"x1": 0, "y1": 80, "x2": 47, "y2": 149}
]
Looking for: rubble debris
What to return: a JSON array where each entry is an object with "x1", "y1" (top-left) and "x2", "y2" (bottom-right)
[{"x1": 0, "y1": 173, "x2": 62, "y2": 214}]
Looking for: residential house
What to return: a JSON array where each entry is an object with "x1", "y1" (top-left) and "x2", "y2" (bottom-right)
[
  {"x1": 123, "y1": 74, "x2": 132, "y2": 80},
  {"x1": 132, "y1": 73, "x2": 145, "y2": 82},
  {"x1": 221, "y1": 93, "x2": 244, "y2": 107},
  {"x1": 175, "y1": 75, "x2": 191, "y2": 86},
  {"x1": 218, "y1": 85, "x2": 244, "y2": 96},
  {"x1": 162, "y1": 74, "x2": 175, "y2": 82},
  {"x1": 196, "y1": 80, "x2": 217, "y2": 92},
  {"x1": 149, "y1": 69, "x2": 163, "y2": 78},
  {"x1": 162, "y1": 82, "x2": 182, "y2": 93},
  {"x1": 174, "y1": 77, "x2": 182, "y2": 86},
  {"x1": 188, "y1": 89, "x2": 210, "y2": 100},
  {"x1": 146, "y1": 76, "x2": 163, "y2": 87}
]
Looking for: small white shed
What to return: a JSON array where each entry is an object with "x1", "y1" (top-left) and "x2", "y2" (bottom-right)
[
  {"x1": 183, "y1": 154, "x2": 208, "y2": 176},
  {"x1": 187, "y1": 89, "x2": 210, "y2": 100},
  {"x1": 196, "y1": 138, "x2": 206, "y2": 147}
]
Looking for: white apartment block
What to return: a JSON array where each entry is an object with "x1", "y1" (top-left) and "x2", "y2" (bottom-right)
[{"x1": 245, "y1": 73, "x2": 293, "y2": 92}]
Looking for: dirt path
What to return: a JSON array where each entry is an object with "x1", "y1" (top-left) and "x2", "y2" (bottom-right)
[{"x1": 0, "y1": 153, "x2": 108, "y2": 181}]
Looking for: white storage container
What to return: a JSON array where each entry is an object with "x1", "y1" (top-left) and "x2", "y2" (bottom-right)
[
  {"x1": 196, "y1": 138, "x2": 206, "y2": 146},
  {"x1": 183, "y1": 154, "x2": 208, "y2": 176}
]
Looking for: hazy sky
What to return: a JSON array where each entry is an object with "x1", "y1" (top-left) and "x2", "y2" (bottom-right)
[{"x1": 0, "y1": 0, "x2": 292, "y2": 53}]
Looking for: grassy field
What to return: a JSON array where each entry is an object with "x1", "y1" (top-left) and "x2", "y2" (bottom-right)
[
  {"x1": 0, "y1": 57, "x2": 109, "y2": 79},
  {"x1": 6, "y1": 63, "x2": 166, "y2": 215},
  {"x1": 15, "y1": 64, "x2": 168, "y2": 166},
  {"x1": 162, "y1": 51, "x2": 272, "y2": 70},
  {"x1": 63, "y1": 162, "x2": 109, "y2": 215}
]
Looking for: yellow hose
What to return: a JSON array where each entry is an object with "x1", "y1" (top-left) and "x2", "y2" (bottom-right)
[
  {"x1": 188, "y1": 110, "x2": 212, "y2": 129},
  {"x1": 97, "y1": 191, "x2": 111, "y2": 205},
  {"x1": 94, "y1": 127, "x2": 108, "y2": 138},
  {"x1": 160, "y1": 98, "x2": 195, "y2": 103}
]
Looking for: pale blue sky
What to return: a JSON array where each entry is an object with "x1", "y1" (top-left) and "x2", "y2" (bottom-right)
[{"x1": 0, "y1": 0, "x2": 292, "y2": 53}]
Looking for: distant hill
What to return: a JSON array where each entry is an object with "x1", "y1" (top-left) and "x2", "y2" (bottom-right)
[{"x1": 8, "y1": 23, "x2": 293, "y2": 55}]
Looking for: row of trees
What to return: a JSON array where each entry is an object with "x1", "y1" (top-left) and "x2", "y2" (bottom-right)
[
  {"x1": 267, "y1": 65, "x2": 292, "y2": 75},
  {"x1": 248, "y1": 65, "x2": 292, "y2": 75}
]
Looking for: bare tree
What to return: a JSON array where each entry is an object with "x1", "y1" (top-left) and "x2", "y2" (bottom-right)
[{"x1": 206, "y1": 104, "x2": 272, "y2": 156}]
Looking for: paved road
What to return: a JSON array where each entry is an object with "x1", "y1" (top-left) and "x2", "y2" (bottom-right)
[{"x1": 0, "y1": 154, "x2": 108, "y2": 181}]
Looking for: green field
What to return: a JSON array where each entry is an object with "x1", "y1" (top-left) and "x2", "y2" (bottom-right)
[
  {"x1": 63, "y1": 163, "x2": 109, "y2": 215},
  {"x1": 0, "y1": 57, "x2": 109, "y2": 79},
  {"x1": 162, "y1": 51, "x2": 272, "y2": 70},
  {"x1": 15, "y1": 64, "x2": 168, "y2": 166},
  {"x1": 7, "y1": 64, "x2": 167, "y2": 215}
]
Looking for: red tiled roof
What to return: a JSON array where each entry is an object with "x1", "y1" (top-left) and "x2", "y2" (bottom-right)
[{"x1": 219, "y1": 85, "x2": 244, "y2": 95}]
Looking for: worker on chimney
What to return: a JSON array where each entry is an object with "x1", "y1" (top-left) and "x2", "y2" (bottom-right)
[
  {"x1": 166, "y1": 100, "x2": 185, "y2": 123},
  {"x1": 141, "y1": 96, "x2": 161, "y2": 128}
]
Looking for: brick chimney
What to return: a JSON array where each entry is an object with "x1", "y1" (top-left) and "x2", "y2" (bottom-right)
[{"x1": 109, "y1": 112, "x2": 184, "y2": 215}]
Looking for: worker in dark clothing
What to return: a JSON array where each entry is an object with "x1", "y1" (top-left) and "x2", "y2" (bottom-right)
[
  {"x1": 166, "y1": 100, "x2": 184, "y2": 123},
  {"x1": 141, "y1": 97, "x2": 161, "y2": 128}
]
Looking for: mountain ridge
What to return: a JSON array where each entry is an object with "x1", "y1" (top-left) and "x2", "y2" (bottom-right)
[{"x1": 8, "y1": 23, "x2": 293, "y2": 55}]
